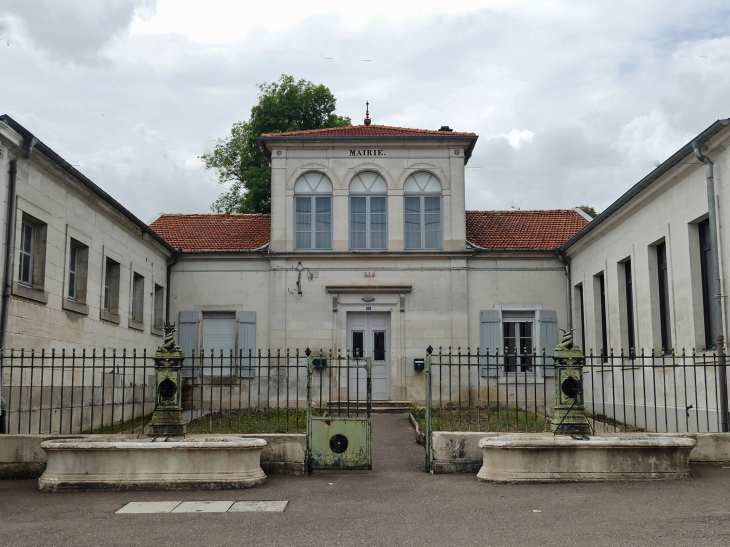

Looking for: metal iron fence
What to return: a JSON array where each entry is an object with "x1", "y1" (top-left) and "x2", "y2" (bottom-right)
[
  {"x1": 421, "y1": 346, "x2": 730, "y2": 441},
  {"x1": 0, "y1": 348, "x2": 368, "y2": 436}
]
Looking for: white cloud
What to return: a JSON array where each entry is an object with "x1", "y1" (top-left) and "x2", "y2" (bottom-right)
[{"x1": 3, "y1": 0, "x2": 730, "y2": 221}]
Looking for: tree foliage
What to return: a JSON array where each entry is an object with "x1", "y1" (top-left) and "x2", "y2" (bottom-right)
[
  {"x1": 202, "y1": 75, "x2": 351, "y2": 214},
  {"x1": 578, "y1": 205, "x2": 598, "y2": 219}
]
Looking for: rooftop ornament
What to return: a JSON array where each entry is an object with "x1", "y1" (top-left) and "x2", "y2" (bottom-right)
[
  {"x1": 146, "y1": 322, "x2": 186, "y2": 436},
  {"x1": 364, "y1": 101, "x2": 371, "y2": 126}
]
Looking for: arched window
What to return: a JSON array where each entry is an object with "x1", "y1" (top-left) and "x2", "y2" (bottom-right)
[
  {"x1": 404, "y1": 172, "x2": 442, "y2": 249},
  {"x1": 295, "y1": 172, "x2": 332, "y2": 250},
  {"x1": 349, "y1": 172, "x2": 387, "y2": 250}
]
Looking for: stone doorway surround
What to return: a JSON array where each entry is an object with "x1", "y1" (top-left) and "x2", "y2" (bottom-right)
[{"x1": 327, "y1": 284, "x2": 411, "y2": 401}]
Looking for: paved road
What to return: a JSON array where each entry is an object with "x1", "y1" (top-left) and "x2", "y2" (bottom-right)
[{"x1": 1, "y1": 414, "x2": 730, "y2": 546}]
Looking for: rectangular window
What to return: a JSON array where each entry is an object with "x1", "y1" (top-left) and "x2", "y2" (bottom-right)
[
  {"x1": 19, "y1": 222, "x2": 34, "y2": 286},
  {"x1": 405, "y1": 196, "x2": 441, "y2": 249},
  {"x1": 103, "y1": 258, "x2": 121, "y2": 315},
  {"x1": 352, "y1": 331, "x2": 364, "y2": 358},
  {"x1": 17, "y1": 215, "x2": 47, "y2": 293},
  {"x1": 699, "y1": 219, "x2": 715, "y2": 349},
  {"x1": 657, "y1": 242, "x2": 672, "y2": 353},
  {"x1": 68, "y1": 245, "x2": 79, "y2": 301},
  {"x1": 154, "y1": 284, "x2": 164, "y2": 329},
  {"x1": 295, "y1": 196, "x2": 332, "y2": 250},
  {"x1": 350, "y1": 196, "x2": 387, "y2": 250},
  {"x1": 595, "y1": 273, "x2": 608, "y2": 361},
  {"x1": 503, "y1": 320, "x2": 533, "y2": 372},
  {"x1": 131, "y1": 273, "x2": 144, "y2": 323},
  {"x1": 576, "y1": 284, "x2": 586, "y2": 352},
  {"x1": 624, "y1": 260, "x2": 635, "y2": 358},
  {"x1": 202, "y1": 312, "x2": 235, "y2": 376}
]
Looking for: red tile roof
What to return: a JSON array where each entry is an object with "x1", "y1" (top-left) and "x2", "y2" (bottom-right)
[
  {"x1": 466, "y1": 210, "x2": 588, "y2": 250},
  {"x1": 150, "y1": 210, "x2": 588, "y2": 252},
  {"x1": 260, "y1": 125, "x2": 476, "y2": 138},
  {"x1": 150, "y1": 214, "x2": 271, "y2": 252}
]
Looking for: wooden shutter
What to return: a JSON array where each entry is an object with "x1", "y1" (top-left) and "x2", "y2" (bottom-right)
[
  {"x1": 179, "y1": 311, "x2": 200, "y2": 377},
  {"x1": 537, "y1": 310, "x2": 558, "y2": 377},
  {"x1": 480, "y1": 309, "x2": 501, "y2": 377},
  {"x1": 238, "y1": 311, "x2": 256, "y2": 378}
]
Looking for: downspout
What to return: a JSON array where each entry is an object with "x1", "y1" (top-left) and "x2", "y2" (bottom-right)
[
  {"x1": 165, "y1": 247, "x2": 181, "y2": 324},
  {"x1": 556, "y1": 250, "x2": 572, "y2": 331},
  {"x1": 0, "y1": 157, "x2": 19, "y2": 433},
  {"x1": 693, "y1": 138, "x2": 729, "y2": 432}
]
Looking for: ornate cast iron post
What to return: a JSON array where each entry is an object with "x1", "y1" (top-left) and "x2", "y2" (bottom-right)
[
  {"x1": 551, "y1": 329, "x2": 592, "y2": 436},
  {"x1": 146, "y1": 322, "x2": 186, "y2": 436}
]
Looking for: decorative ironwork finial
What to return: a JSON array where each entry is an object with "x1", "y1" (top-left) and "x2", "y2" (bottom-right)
[
  {"x1": 160, "y1": 321, "x2": 178, "y2": 352},
  {"x1": 364, "y1": 101, "x2": 371, "y2": 126},
  {"x1": 305, "y1": 347, "x2": 311, "y2": 357},
  {"x1": 426, "y1": 345, "x2": 433, "y2": 355}
]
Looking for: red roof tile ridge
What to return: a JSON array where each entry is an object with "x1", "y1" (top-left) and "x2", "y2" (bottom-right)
[{"x1": 260, "y1": 124, "x2": 476, "y2": 137}]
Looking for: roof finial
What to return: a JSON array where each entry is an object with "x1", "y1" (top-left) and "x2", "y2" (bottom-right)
[{"x1": 364, "y1": 101, "x2": 371, "y2": 126}]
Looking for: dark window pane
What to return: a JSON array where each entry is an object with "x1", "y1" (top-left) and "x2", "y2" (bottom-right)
[
  {"x1": 296, "y1": 196, "x2": 311, "y2": 214},
  {"x1": 424, "y1": 196, "x2": 440, "y2": 213},
  {"x1": 404, "y1": 197, "x2": 420, "y2": 214},
  {"x1": 351, "y1": 197, "x2": 366, "y2": 214},
  {"x1": 352, "y1": 331, "x2": 364, "y2": 358},
  {"x1": 370, "y1": 196, "x2": 386, "y2": 214},
  {"x1": 373, "y1": 331, "x2": 385, "y2": 361}
]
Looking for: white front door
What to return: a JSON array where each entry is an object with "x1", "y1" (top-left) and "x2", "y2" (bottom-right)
[{"x1": 347, "y1": 312, "x2": 391, "y2": 401}]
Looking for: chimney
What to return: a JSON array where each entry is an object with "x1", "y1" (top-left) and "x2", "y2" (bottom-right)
[{"x1": 438, "y1": 126, "x2": 453, "y2": 132}]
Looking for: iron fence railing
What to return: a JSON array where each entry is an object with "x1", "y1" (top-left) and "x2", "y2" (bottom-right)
[
  {"x1": 420, "y1": 347, "x2": 729, "y2": 435},
  {"x1": 0, "y1": 348, "x2": 366, "y2": 436}
]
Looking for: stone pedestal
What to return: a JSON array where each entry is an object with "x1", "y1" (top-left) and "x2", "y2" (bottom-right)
[
  {"x1": 476, "y1": 434, "x2": 696, "y2": 482},
  {"x1": 146, "y1": 323, "x2": 186, "y2": 436},
  {"x1": 38, "y1": 436, "x2": 267, "y2": 491}
]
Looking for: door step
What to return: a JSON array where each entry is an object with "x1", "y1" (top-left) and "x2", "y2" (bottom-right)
[{"x1": 327, "y1": 401, "x2": 411, "y2": 414}]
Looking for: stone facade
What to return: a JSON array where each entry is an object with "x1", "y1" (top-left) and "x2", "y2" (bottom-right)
[{"x1": 0, "y1": 117, "x2": 173, "y2": 354}]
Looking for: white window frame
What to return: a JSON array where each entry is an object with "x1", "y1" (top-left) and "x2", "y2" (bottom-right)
[
  {"x1": 68, "y1": 244, "x2": 79, "y2": 301},
  {"x1": 404, "y1": 172, "x2": 442, "y2": 250},
  {"x1": 349, "y1": 172, "x2": 388, "y2": 250},
  {"x1": 294, "y1": 172, "x2": 333, "y2": 250},
  {"x1": 496, "y1": 306, "x2": 544, "y2": 380}
]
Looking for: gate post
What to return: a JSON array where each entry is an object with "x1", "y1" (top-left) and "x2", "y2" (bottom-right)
[
  {"x1": 425, "y1": 345, "x2": 433, "y2": 473},
  {"x1": 305, "y1": 347, "x2": 312, "y2": 475}
]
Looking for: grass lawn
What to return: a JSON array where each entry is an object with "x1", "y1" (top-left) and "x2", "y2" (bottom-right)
[{"x1": 410, "y1": 403, "x2": 549, "y2": 433}]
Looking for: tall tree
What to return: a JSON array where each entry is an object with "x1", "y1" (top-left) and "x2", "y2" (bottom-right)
[{"x1": 203, "y1": 75, "x2": 351, "y2": 214}]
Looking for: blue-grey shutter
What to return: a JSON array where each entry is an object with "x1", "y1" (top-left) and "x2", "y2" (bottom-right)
[
  {"x1": 179, "y1": 311, "x2": 200, "y2": 377},
  {"x1": 538, "y1": 310, "x2": 558, "y2": 377},
  {"x1": 480, "y1": 310, "x2": 501, "y2": 377},
  {"x1": 238, "y1": 311, "x2": 256, "y2": 378}
]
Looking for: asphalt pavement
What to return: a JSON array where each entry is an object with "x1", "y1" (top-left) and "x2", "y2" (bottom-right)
[{"x1": 1, "y1": 414, "x2": 730, "y2": 547}]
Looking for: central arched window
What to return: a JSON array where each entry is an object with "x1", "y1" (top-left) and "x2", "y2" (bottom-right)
[
  {"x1": 349, "y1": 172, "x2": 387, "y2": 250},
  {"x1": 295, "y1": 172, "x2": 332, "y2": 250},
  {"x1": 404, "y1": 172, "x2": 442, "y2": 249}
]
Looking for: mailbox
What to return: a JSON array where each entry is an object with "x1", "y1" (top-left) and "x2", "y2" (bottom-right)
[
  {"x1": 313, "y1": 358, "x2": 328, "y2": 368},
  {"x1": 413, "y1": 358, "x2": 425, "y2": 371}
]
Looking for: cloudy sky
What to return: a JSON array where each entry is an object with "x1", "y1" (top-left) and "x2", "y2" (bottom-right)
[{"x1": 2, "y1": 1, "x2": 730, "y2": 222}]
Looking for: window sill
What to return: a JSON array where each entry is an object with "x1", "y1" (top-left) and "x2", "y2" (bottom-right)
[
  {"x1": 99, "y1": 310, "x2": 120, "y2": 325},
  {"x1": 151, "y1": 326, "x2": 164, "y2": 337},
  {"x1": 128, "y1": 319, "x2": 145, "y2": 332},
  {"x1": 62, "y1": 298, "x2": 89, "y2": 315},
  {"x1": 12, "y1": 282, "x2": 47, "y2": 304}
]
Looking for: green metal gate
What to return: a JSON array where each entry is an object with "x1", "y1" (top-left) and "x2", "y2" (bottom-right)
[{"x1": 307, "y1": 352, "x2": 372, "y2": 471}]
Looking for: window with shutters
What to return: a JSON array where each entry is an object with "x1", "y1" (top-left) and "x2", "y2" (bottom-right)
[
  {"x1": 203, "y1": 312, "x2": 236, "y2": 376},
  {"x1": 480, "y1": 309, "x2": 557, "y2": 379}
]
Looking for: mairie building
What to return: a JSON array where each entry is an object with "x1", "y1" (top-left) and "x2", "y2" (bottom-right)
[{"x1": 3, "y1": 113, "x2": 728, "y2": 404}]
